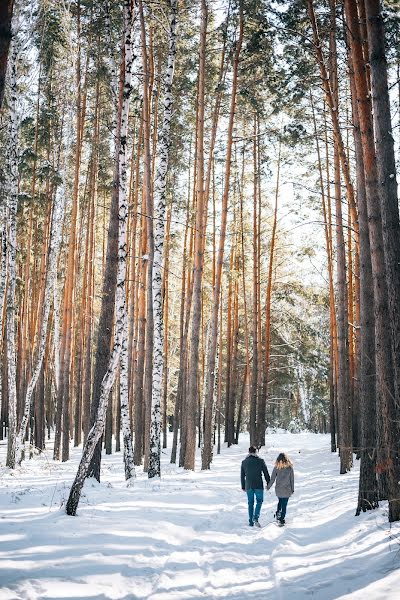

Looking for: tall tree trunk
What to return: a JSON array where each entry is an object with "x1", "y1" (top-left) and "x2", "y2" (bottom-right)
[
  {"x1": 250, "y1": 114, "x2": 259, "y2": 445},
  {"x1": 311, "y1": 91, "x2": 337, "y2": 452},
  {"x1": 228, "y1": 267, "x2": 239, "y2": 445},
  {"x1": 348, "y1": 47, "x2": 379, "y2": 516},
  {"x1": 224, "y1": 246, "x2": 234, "y2": 446},
  {"x1": 162, "y1": 206, "x2": 171, "y2": 449},
  {"x1": 258, "y1": 138, "x2": 281, "y2": 447},
  {"x1": 66, "y1": 0, "x2": 135, "y2": 514},
  {"x1": 133, "y1": 221, "x2": 147, "y2": 466},
  {"x1": 15, "y1": 169, "x2": 66, "y2": 464},
  {"x1": 345, "y1": 0, "x2": 400, "y2": 520},
  {"x1": 184, "y1": 0, "x2": 208, "y2": 471},
  {"x1": 138, "y1": 0, "x2": 154, "y2": 473},
  {"x1": 330, "y1": 0, "x2": 352, "y2": 474},
  {"x1": 5, "y1": 34, "x2": 17, "y2": 468},
  {"x1": 54, "y1": 1, "x2": 85, "y2": 462},
  {"x1": 170, "y1": 158, "x2": 192, "y2": 464},
  {"x1": 201, "y1": 4, "x2": 243, "y2": 468},
  {"x1": 364, "y1": 0, "x2": 400, "y2": 451},
  {"x1": 87, "y1": 31, "x2": 125, "y2": 482},
  {"x1": 148, "y1": 0, "x2": 177, "y2": 478}
]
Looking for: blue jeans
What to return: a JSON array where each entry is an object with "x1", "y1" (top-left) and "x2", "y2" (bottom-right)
[
  {"x1": 276, "y1": 497, "x2": 289, "y2": 522},
  {"x1": 246, "y1": 488, "x2": 264, "y2": 524}
]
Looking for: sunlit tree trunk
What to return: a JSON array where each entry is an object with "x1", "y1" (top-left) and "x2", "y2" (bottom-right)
[
  {"x1": 5, "y1": 34, "x2": 17, "y2": 468},
  {"x1": 330, "y1": 0, "x2": 352, "y2": 475},
  {"x1": 308, "y1": 0, "x2": 354, "y2": 472},
  {"x1": 162, "y1": 206, "x2": 171, "y2": 449},
  {"x1": 347, "y1": 44, "x2": 379, "y2": 515},
  {"x1": 127, "y1": 120, "x2": 142, "y2": 429},
  {"x1": 311, "y1": 91, "x2": 337, "y2": 452},
  {"x1": 224, "y1": 245, "x2": 234, "y2": 446},
  {"x1": 66, "y1": 0, "x2": 135, "y2": 514},
  {"x1": 82, "y1": 88, "x2": 99, "y2": 439},
  {"x1": 148, "y1": 0, "x2": 177, "y2": 478},
  {"x1": 201, "y1": 3, "x2": 243, "y2": 468},
  {"x1": 15, "y1": 167, "x2": 66, "y2": 464},
  {"x1": 138, "y1": 0, "x2": 154, "y2": 473},
  {"x1": 184, "y1": 0, "x2": 208, "y2": 471},
  {"x1": 54, "y1": 0, "x2": 85, "y2": 462},
  {"x1": 250, "y1": 115, "x2": 258, "y2": 445},
  {"x1": 258, "y1": 138, "x2": 281, "y2": 448},
  {"x1": 228, "y1": 262, "x2": 239, "y2": 445},
  {"x1": 171, "y1": 154, "x2": 192, "y2": 464},
  {"x1": 133, "y1": 219, "x2": 147, "y2": 466},
  {"x1": 0, "y1": 205, "x2": 7, "y2": 425},
  {"x1": 87, "y1": 40, "x2": 125, "y2": 482}
]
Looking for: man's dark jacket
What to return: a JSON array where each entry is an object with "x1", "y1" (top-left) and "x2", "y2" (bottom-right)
[{"x1": 241, "y1": 454, "x2": 270, "y2": 490}]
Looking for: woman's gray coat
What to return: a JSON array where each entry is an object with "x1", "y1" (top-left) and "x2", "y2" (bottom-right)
[{"x1": 267, "y1": 466, "x2": 294, "y2": 498}]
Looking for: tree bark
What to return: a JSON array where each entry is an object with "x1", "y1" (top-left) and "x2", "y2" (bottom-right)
[
  {"x1": 148, "y1": 0, "x2": 177, "y2": 478},
  {"x1": 5, "y1": 33, "x2": 17, "y2": 468},
  {"x1": 54, "y1": 0, "x2": 85, "y2": 462},
  {"x1": 66, "y1": 0, "x2": 135, "y2": 514},
  {"x1": 0, "y1": 0, "x2": 13, "y2": 108},
  {"x1": 201, "y1": 4, "x2": 243, "y2": 468},
  {"x1": 364, "y1": 1, "x2": 400, "y2": 471},
  {"x1": 184, "y1": 0, "x2": 208, "y2": 471},
  {"x1": 15, "y1": 169, "x2": 66, "y2": 464},
  {"x1": 87, "y1": 30, "x2": 125, "y2": 482},
  {"x1": 258, "y1": 138, "x2": 281, "y2": 448},
  {"x1": 345, "y1": 0, "x2": 400, "y2": 520}
]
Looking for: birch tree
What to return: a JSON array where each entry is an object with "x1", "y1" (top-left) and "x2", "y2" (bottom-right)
[
  {"x1": 148, "y1": 0, "x2": 177, "y2": 479},
  {"x1": 118, "y1": 1, "x2": 138, "y2": 483},
  {"x1": 66, "y1": 0, "x2": 135, "y2": 515},
  {"x1": 0, "y1": 204, "x2": 7, "y2": 422},
  {"x1": 5, "y1": 31, "x2": 18, "y2": 469},
  {"x1": 15, "y1": 167, "x2": 66, "y2": 465}
]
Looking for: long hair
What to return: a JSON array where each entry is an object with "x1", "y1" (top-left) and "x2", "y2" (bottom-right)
[{"x1": 275, "y1": 452, "x2": 293, "y2": 469}]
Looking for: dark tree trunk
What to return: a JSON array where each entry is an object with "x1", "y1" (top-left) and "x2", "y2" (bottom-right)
[
  {"x1": 344, "y1": 16, "x2": 379, "y2": 514},
  {"x1": 329, "y1": 0, "x2": 352, "y2": 473},
  {"x1": 364, "y1": 4, "x2": 400, "y2": 514},
  {"x1": 352, "y1": 75, "x2": 379, "y2": 517},
  {"x1": 87, "y1": 57, "x2": 124, "y2": 481},
  {"x1": 345, "y1": 0, "x2": 400, "y2": 520},
  {"x1": 0, "y1": 0, "x2": 13, "y2": 108}
]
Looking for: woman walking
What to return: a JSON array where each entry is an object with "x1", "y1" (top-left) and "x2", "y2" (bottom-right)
[{"x1": 267, "y1": 453, "x2": 294, "y2": 525}]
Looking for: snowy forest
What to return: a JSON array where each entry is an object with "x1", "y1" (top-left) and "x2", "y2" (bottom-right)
[{"x1": 0, "y1": 0, "x2": 400, "y2": 598}]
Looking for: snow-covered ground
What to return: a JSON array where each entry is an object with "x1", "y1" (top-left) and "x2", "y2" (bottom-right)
[{"x1": 0, "y1": 432, "x2": 399, "y2": 600}]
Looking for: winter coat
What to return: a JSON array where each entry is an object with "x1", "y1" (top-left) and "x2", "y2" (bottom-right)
[
  {"x1": 267, "y1": 465, "x2": 294, "y2": 498},
  {"x1": 241, "y1": 455, "x2": 270, "y2": 490}
]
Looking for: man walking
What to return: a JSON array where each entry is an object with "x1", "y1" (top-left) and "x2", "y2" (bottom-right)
[{"x1": 241, "y1": 446, "x2": 270, "y2": 527}]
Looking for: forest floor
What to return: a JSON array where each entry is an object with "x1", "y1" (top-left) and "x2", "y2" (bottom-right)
[{"x1": 0, "y1": 432, "x2": 399, "y2": 600}]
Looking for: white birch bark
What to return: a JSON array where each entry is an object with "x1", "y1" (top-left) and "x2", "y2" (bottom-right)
[
  {"x1": 104, "y1": 0, "x2": 119, "y2": 145},
  {"x1": 148, "y1": 0, "x2": 177, "y2": 479},
  {"x1": 5, "y1": 35, "x2": 18, "y2": 469},
  {"x1": 15, "y1": 177, "x2": 66, "y2": 465},
  {"x1": 118, "y1": 0, "x2": 136, "y2": 483},
  {"x1": 120, "y1": 326, "x2": 135, "y2": 482},
  {"x1": 0, "y1": 208, "x2": 7, "y2": 420},
  {"x1": 66, "y1": 0, "x2": 135, "y2": 515}
]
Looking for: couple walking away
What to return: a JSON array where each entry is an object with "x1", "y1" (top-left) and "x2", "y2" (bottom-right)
[{"x1": 241, "y1": 446, "x2": 294, "y2": 527}]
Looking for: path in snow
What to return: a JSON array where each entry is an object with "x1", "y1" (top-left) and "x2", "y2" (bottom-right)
[{"x1": 0, "y1": 433, "x2": 399, "y2": 600}]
